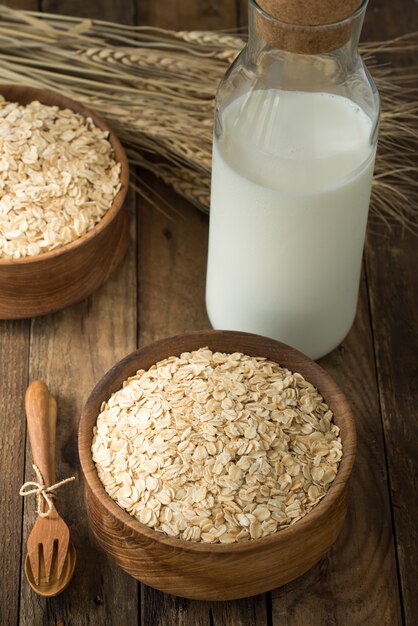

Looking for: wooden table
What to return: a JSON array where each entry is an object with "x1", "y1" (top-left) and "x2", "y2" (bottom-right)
[{"x1": 1, "y1": 0, "x2": 417, "y2": 624}]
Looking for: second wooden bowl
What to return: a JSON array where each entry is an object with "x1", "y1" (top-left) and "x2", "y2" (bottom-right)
[
  {"x1": 0, "y1": 85, "x2": 129, "y2": 319},
  {"x1": 79, "y1": 330, "x2": 356, "y2": 601}
]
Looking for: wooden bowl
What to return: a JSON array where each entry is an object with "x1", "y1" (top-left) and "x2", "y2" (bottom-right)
[
  {"x1": 79, "y1": 330, "x2": 356, "y2": 601},
  {"x1": 0, "y1": 84, "x2": 129, "y2": 319}
]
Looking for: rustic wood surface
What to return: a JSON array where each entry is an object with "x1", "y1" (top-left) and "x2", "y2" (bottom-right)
[{"x1": 0, "y1": 0, "x2": 416, "y2": 623}]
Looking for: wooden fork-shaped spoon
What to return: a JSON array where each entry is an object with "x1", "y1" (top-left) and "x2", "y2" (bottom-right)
[{"x1": 24, "y1": 381, "x2": 76, "y2": 596}]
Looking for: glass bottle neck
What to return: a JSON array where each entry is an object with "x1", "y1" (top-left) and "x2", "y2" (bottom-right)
[{"x1": 246, "y1": 0, "x2": 366, "y2": 78}]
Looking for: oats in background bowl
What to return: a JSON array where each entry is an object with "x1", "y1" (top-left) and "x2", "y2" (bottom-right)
[{"x1": 0, "y1": 97, "x2": 121, "y2": 259}]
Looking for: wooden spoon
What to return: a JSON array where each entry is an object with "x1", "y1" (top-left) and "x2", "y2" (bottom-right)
[
  {"x1": 24, "y1": 541, "x2": 76, "y2": 598},
  {"x1": 24, "y1": 380, "x2": 76, "y2": 597}
]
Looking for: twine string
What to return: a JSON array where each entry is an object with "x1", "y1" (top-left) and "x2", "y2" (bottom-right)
[{"x1": 19, "y1": 464, "x2": 75, "y2": 518}]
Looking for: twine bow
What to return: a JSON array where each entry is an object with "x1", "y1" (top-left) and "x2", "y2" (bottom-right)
[{"x1": 19, "y1": 464, "x2": 75, "y2": 518}]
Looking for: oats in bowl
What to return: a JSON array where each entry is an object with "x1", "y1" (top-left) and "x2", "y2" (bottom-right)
[
  {"x1": 0, "y1": 97, "x2": 121, "y2": 259},
  {"x1": 92, "y1": 348, "x2": 342, "y2": 544}
]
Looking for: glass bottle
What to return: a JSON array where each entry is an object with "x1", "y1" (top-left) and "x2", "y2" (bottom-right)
[{"x1": 206, "y1": 0, "x2": 380, "y2": 360}]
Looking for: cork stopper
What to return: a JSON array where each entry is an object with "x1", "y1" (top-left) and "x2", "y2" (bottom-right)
[{"x1": 255, "y1": 0, "x2": 363, "y2": 54}]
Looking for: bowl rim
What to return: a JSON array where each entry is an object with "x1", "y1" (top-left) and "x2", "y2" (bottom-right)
[
  {"x1": 79, "y1": 329, "x2": 357, "y2": 553},
  {"x1": 0, "y1": 83, "x2": 129, "y2": 265}
]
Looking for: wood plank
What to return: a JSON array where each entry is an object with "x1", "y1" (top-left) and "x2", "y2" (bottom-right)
[
  {"x1": 137, "y1": 179, "x2": 268, "y2": 624},
  {"x1": 137, "y1": 184, "x2": 210, "y2": 345},
  {"x1": 18, "y1": 195, "x2": 138, "y2": 626},
  {"x1": 2, "y1": 0, "x2": 39, "y2": 10},
  {"x1": 0, "y1": 321, "x2": 30, "y2": 626},
  {"x1": 361, "y1": 2, "x2": 418, "y2": 624},
  {"x1": 40, "y1": 0, "x2": 135, "y2": 23},
  {"x1": 210, "y1": 596, "x2": 268, "y2": 625},
  {"x1": 17, "y1": 2, "x2": 139, "y2": 623},
  {"x1": 366, "y1": 230, "x2": 417, "y2": 626},
  {"x1": 141, "y1": 591, "x2": 268, "y2": 626},
  {"x1": 236, "y1": 0, "x2": 247, "y2": 28},
  {"x1": 135, "y1": 0, "x2": 237, "y2": 30},
  {"x1": 271, "y1": 274, "x2": 402, "y2": 625},
  {"x1": 20, "y1": 191, "x2": 138, "y2": 626},
  {"x1": 0, "y1": 2, "x2": 35, "y2": 621}
]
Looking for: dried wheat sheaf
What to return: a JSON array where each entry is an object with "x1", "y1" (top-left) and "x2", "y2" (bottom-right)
[{"x1": 0, "y1": 6, "x2": 416, "y2": 231}]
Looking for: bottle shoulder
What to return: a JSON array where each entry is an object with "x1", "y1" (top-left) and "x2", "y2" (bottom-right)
[{"x1": 216, "y1": 48, "x2": 380, "y2": 127}]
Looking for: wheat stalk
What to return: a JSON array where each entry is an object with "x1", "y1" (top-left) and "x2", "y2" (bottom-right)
[{"x1": 0, "y1": 6, "x2": 416, "y2": 232}]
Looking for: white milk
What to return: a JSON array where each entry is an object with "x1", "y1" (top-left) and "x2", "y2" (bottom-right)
[{"x1": 206, "y1": 90, "x2": 376, "y2": 359}]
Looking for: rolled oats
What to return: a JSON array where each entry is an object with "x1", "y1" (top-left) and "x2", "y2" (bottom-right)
[
  {"x1": 92, "y1": 348, "x2": 342, "y2": 543},
  {"x1": 0, "y1": 96, "x2": 121, "y2": 258}
]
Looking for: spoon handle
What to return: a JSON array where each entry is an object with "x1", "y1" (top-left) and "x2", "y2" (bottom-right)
[
  {"x1": 48, "y1": 394, "x2": 57, "y2": 485},
  {"x1": 25, "y1": 381, "x2": 56, "y2": 488}
]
